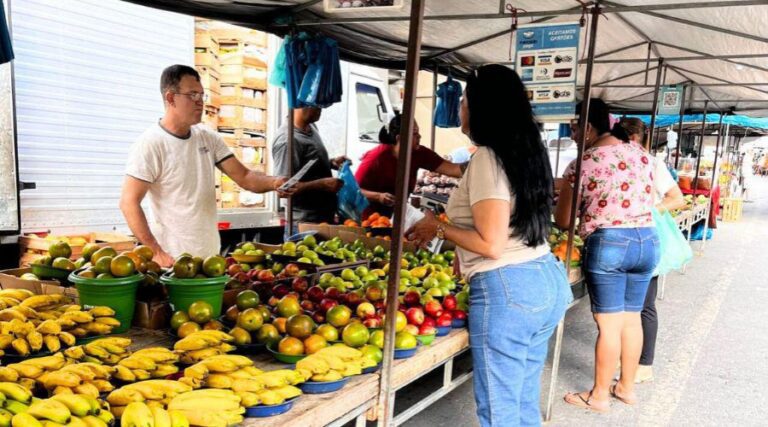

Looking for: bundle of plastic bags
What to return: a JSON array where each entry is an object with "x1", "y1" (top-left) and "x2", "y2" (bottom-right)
[
  {"x1": 270, "y1": 33, "x2": 343, "y2": 109},
  {"x1": 336, "y1": 161, "x2": 369, "y2": 222}
]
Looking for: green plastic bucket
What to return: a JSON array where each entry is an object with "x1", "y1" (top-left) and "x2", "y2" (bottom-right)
[
  {"x1": 160, "y1": 273, "x2": 228, "y2": 317},
  {"x1": 69, "y1": 271, "x2": 142, "y2": 334}
]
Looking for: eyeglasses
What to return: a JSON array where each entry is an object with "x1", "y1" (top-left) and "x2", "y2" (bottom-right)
[{"x1": 174, "y1": 91, "x2": 206, "y2": 102}]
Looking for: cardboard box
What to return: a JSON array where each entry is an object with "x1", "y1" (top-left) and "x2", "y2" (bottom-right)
[
  {"x1": 298, "y1": 223, "x2": 366, "y2": 240},
  {"x1": 41, "y1": 283, "x2": 79, "y2": 304},
  {"x1": 133, "y1": 301, "x2": 171, "y2": 330},
  {"x1": 0, "y1": 268, "x2": 60, "y2": 294}
]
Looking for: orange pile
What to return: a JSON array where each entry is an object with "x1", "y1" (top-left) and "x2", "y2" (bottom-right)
[{"x1": 362, "y1": 213, "x2": 392, "y2": 228}]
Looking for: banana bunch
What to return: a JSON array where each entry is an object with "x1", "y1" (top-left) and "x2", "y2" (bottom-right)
[
  {"x1": 2, "y1": 392, "x2": 114, "y2": 427},
  {"x1": 180, "y1": 357, "x2": 304, "y2": 408},
  {"x1": 119, "y1": 402, "x2": 189, "y2": 427},
  {"x1": 296, "y1": 345, "x2": 375, "y2": 381},
  {"x1": 1, "y1": 352, "x2": 116, "y2": 399},
  {"x1": 63, "y1": 337, "x2": 131, "y2": 365},
  {"x1": 52, "y1": 306, "x2": 121, "y2": 340},
  {"x1": 167, "y1": 389, "x2": 245, "y2": 426},
  {"x1": 0, "y1": 289, "x2": 35, "y2": 311},
  {"x1": 107, "y1": 380, "x2": 192, "y2": 416},
  {"x1": 112, "y1": 348, "x2": 179, "y2": 383},
  {"x1": 172, "y1": 331, "x2": 236, "y2": 365}
]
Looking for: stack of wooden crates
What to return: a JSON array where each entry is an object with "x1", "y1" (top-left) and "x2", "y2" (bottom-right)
[{"x1": 194, "y1": 19, "x2": 269, "y2": 209}]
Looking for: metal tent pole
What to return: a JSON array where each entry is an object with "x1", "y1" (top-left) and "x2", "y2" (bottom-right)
[
  {"x1": 670, "y1": 82, "x2": 685, "y2": 166},
  {"x1": 692, "y1": 101, "x2": 709, "y2": 193},
  {"x1": 546, "y1": 3, "x2": 602, "y2": 423},
  {"x1": 377, "y1": 0, "x2": 426, "y2": 425},
  {"x1": 648, "y1": 58, "x2": 664, "y2": 150},
  {"x1": 286, "y1": 108, "x2": 295, "y2": 237},
  {"x1": 431, "y1": 66, "x2": 438, "y2": 151}
]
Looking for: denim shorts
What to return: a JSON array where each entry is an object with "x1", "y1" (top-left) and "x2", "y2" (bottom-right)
[{"x1": 583, "y1": 227, "x2": 660, "y2": 314}]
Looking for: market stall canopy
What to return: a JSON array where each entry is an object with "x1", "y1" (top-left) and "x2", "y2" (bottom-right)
[
  {"x1": 123, "y1": 0, "x2": 768, "y2": 116},
  {"x1": 629, "y1": 113, "x2": 768, "y2": 133}
]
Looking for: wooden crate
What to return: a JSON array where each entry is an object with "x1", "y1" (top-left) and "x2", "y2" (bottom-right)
[
  {"x1": 212, "y1": 29, "x2": 268, "y2": 48},
  {"x1": 218, "y1": 104, "x2": 266, "y2": 131},
  {"x1": 201, "y1": 106, "x2": 219, "y2": 131},
  {"x1": 196, "y1": 66, "x2": 221, "y2": 96},
  {"x1": 219, "y1": 128, "x2": 265, "y2": 141},
  {"x1": 722, "y1": 197, "x2": 743, "y2": 222},
  {"x1": 19, "y1": 232, "x2": 136, "y2": 266},
  {"x1": 220, "y1": 64, "x2": 267, "y2": 90},
  {"x1": 195, "y1": 33, "x2": 220, "y2": 56},
  {"x1": 220, "y1": 190, "x2": 240, "y2": 209},
  {"x1": 194, "y1": 51, "x2": 219, "y2": 72},
  {"x1": 220, "y1": 84, "x2": 266, "y2": 108}
]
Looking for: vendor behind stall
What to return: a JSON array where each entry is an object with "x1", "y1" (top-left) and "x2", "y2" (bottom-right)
[
  {"x1": 272, "y1": 107, "x2": 348, "y2": 225},
  {"x1": 355, "y1": 115, "x2": 464, "y2": 216},
  {"x1": 120, "y1": 65, "x2": 290, "y2": 267}
]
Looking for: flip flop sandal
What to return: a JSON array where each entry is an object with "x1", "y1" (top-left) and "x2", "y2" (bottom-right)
[
  {"x1": 564, "y1": 391, "x2": 610, "y2": 413},
  {"x1": 609, "y1": 384, "x2": 638, "y2": 405}
]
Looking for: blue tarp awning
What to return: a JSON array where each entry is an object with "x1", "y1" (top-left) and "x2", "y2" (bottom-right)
[{"x1": 627, "y1": 114, "x2": 768, "y2": 131}]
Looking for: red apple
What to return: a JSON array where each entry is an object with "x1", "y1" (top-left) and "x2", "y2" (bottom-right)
[
  {"x1": 419, "y1": 324, "x2": 437, "y2": 336},
  {"x1": 422, "y1": 317, "x2": 436, "y2": 328},
  {"x1": 233, "y1": 272, "x2": 249, "y2": 284},
  {"x1": 373, "y1": 301, "x2": 386, "y2": 311},
  {"x1": 228, "y1": 264, "x2": 243, "y2": 276},
  {"x1": 452, "y1": 309, "x2": 468, "y2": 320},
  {"x1": 300, "y1": 300, "x2": 315, "y2": 312},
  {"x1": 363, "y1": 317, "x2": 382, "y2": 328},
  {"x1": 376, "y1": 308, "x2": 387, "y2": 318},
  {"x1": 345, "y1": 292, "x2": 362, "y2": 309},
  {"x1": 225, "y1": 257, "x2": 237, "y2": 267},
  {"x1": 272, "y1": 284, "x2": 290, "y2": 298},
  {"x1": 404, "y1": 324, "x2": 419, "y2": 336},
  {"x1": 307, "y1": 286, "x2": 325, "y2": 303},
  {"x1": 325, "y1": 287, "x2": 342, "y2": 301},
  {"x1": 284, "y1": 263, "x2": 300, "y2": 277},
  {"x1": 247, "y1": 269, "x2": 261, "y2": 280},
  {"x1": 424, "y1": 300, "x2": 443, "y2": 318},
  {"x1": 292, "y1": 277, "x2": 309, "y2": 293},
  {"x1": 403, "y1": 291, "x2": 421, "y2": 307},
  {"x1": 406, "y1": 307, "x2": 425, "y2": 326},
  {"x1": 319, "y1": 298, "x2": 338, "y2": 313},
  {"x1": 443, "y1": 294, "x2": 458, "y2": 311},
  {"x1": 357, "y1": 302, "x2": 375, "y2": 319},
  {"x1": 436, "y1": 312, "x2": 453, "y2": 327},
  {"x1": 256, "y1": 270, "x2": 275, "y2": 282},
  {"x1": 312, "y1": 311, "x2": 326, "y2": 324}
]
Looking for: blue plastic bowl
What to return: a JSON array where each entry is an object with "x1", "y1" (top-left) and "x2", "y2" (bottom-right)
[
  {"x1": 394, "y1": 343, "x2": 420, "y2": 359},
  {"x1": 451, "y1": 319, "x2": 467, "y2": 328},
  {"x1": 287, "y1": 230, "x2": 319, "y2": 242},
  {"x1": 245, "y1": 397, "x2": 299, "y2": 418},
  {"x1": 299, "y1": 377, "x2": 349, "y2": 394},
  {"x1": 436, "y1": 326, "x2": 452, "y2": 337},
  {"x1": 362, "y1": 363, "x2": 382, "y2": 374}
]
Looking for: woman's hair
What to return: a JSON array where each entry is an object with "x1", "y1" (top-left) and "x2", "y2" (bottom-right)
[
  {"x1": 619, "y1": 117, "x2": 647, "y2": 143},
  {"x1": 465, "y1": 64, "x2": 552, "y2": 247},
  {"x1": 574, "y1": 98, "x2": 632, "y2": 142},
  {"x1": 378, "y1": 114, "x2": 401, "y2": 145}
]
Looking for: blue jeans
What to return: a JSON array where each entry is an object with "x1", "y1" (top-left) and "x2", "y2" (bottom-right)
[
  {"x1": 469, "y1": 253, "x2": 572, "y2": 427},
  {"x1": 583, "y1": 227, "x2": 660, "y2": 313}
]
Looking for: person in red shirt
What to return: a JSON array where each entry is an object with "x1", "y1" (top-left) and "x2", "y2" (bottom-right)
[{"x1": 355, "y1": 115, "x2": 464, "y2": 216}]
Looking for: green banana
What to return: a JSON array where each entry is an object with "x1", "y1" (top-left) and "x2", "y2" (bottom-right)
[
  {"x1": 50, "y1": 395, "x2": 91, "y2": 418},
  {"x1": 3, "y1": 400, "x2": 29, "y2": 415}
]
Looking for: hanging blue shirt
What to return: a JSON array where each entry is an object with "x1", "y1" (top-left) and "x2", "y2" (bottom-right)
[
  {"x1": 433, "y1": 76, "x2": 462, "y2": 128},
  {"x1": 0, "y1": 3, "x2": 14, "y2": 65}
]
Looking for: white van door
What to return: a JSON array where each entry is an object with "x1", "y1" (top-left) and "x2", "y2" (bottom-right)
[{"x1": 346, "y1": 67, "x2": 393, "y2": 171}]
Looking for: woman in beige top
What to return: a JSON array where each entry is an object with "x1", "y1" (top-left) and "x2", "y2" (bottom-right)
[{"x1": 407, "y1": 64, "x2": 572, "y2": 427}]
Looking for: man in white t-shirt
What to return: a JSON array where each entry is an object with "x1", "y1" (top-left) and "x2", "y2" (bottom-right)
[{"x1": 120, "y1": 65, "x2": 290, "y2": 267}]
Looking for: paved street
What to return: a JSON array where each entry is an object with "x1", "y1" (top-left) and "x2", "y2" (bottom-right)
[{"x1": 400, "y1": 178, "x2": 768, "y2": 427}]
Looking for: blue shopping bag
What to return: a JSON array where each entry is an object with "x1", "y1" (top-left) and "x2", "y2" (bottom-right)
[
  {"x1": 652, "y1": 209, "x2": 693, "y2": 275},
  {"x1": 336, "y1": 161, "x2": 368, "y2": 223}
]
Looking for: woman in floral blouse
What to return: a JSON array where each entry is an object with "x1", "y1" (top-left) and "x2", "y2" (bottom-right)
[{"x1": 555, "y1": 99, "x2": 659, "y2": 412}]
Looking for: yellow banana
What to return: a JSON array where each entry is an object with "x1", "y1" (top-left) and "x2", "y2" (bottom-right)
[
  {"x1": 7, "y1": 363, "x2": 44, "y2": 379},
  {"x1": 0, "y1": 309, "x2": 26, "y2": 323},
  {"x1": 25, "y1": 331, "x2": 44, "y2": 352},
  {"x1": 0, "y1": 383, "x2": 32, "y2": 404},
  {"x1": 51, "y1": 387, "x2": 73, "y2": 396},
  {"x1": 59, "y1": 366, "x2": 95, "y2": 382},
  {"x1": 94, "y1": 409, "x2": 113, "y2": 426},
  {"x1": 56, "y1": 318, "x2": 77, "y2": 329},
  {"x1": 57, "y1": 332, "x2": 76, "y2": 348},
  {"x1": 76, "y1": 363, "x2": 113, "y2": 380},
  {"x1": 43, "y1": 371, "x2": 82, "y2": 389},
  {"x1": 50, "y1": 394, "x2": 92, "y2": 417},
  {"x1": 93, "y1": 318, "x2": 120, "y2": 328},
  {"x1": 36, "y1": 320, "x2": 62, "y2": 335},
  {"x1": 90, "y1": 337, "x2": 130, "y2": 348},
  {"x1": 194, "y1": 330, "x2": 233, "y2": 343},
  {"x1": 172, "y1": 337, "x2": 209, "y2": 352},
  {"x1": 205, "y1": 374, "x2": 234, "y2": 389},
  {"x1": 27, "y1": 399, "x2": 72, "y2": 424},
  {"x1": 151, "y1": 364, "x2": 179, "y2": 378},
  {"x1": 132, "y1": 370, "x2": 151, "y2": 381},
  {"x1": 0, "y1": 335, "x2": 13, "y2": 351},
  {"x1": 0, "y1": 289, "x2": 33, "y2": 301},
  {"x1": 11, "y1": 413, "x2": 42, "y2": 427},
  {"x1": 109, "y1": 406, "x2": 125, "y2": 419},
  {"x1": 255, "y1": 389, "x2": 284, "y2": 405},
  {"x1": 83, "y1": 323, "x2": 112, "y2": 336},
  {"x1": 118, "y1": 357, "x2": 156, "y2": 371},
  {"x1": 87, "y1": 307, "x2": 115, "y2": 318},
  {"x1": 10, "y1": 339, "x2": 29, "y2": 357},
  {"x1": 72, "y1": 383, "x2": 99, "y2": 399},
  {"x1": 112, "y1": 366, "x2": 137, "y2": 383},
  {"x1": 0, "y1": 408, "x2": 12, "y2": 427},
  {"x1": 80, "y1": 416, "x2": 107, "y2": 427},
  {"x1": 63, "y1": 346, "x2": 85, "y2": 360},
  {"x1": 236, "y1": 391, "x2": 260, "y2": 407},
  {"x1": 90, "y1": 380, "x2": 114, "y2": 393},
  {"x1": 150, "y1": 406, "x2": 171, "y2": 427},
  {"x1": 0, "y1": 368, "x2": 18, "y2": 383},
  {"x1": 44, "y1": 336, "x2": 61, "y2": 353},
  {"x1": 120, "y1": 402, "x2": 153, "y2": 427},
  {"x1": 60, "y1": 312, "x2": 93, "y2": 324},
  {"x1": 19, "y1": 379, "x2": 36, "y2": 392},
  {"x1": 106, "y1": 388, "x2": 145, "y2": 406},
  {"x1": 82, "y1": 345, "x2": 109, "y2": 359},
  {"x1": 182, "y1": 364, "x2": 208, "y2": 381},
  {"x1": 272, "y1": 385, "x2": 302, "y2": 400},
  {"x1": 124, "y1": 380, "x2": 191, "y2": 399},
  {"x1": 3, "y1": 400, "x2": 29, "y2": 415},
  {"x1": 132, "y1": 348, "x2": 177, "y2": 364},
  {"x1": 168, "y1": 410, "x2": 189, "y2": 427}
]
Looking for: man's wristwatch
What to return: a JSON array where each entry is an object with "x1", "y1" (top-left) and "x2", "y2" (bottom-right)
[{"x1": 436, "y1": 224, "x2": 446, "y2": 240}]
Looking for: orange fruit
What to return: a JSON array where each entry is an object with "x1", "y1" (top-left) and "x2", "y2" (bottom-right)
[
  {"x1": 273, "y1": 318, "x2": 288, "y2": 334},
  {"x1": 278, "y1": 336, "x2": 305, "y2": 355},
  {"x1": 286, "y1": 314, "x2": 315, "y2": 339},
  {"x1": 304, "y1": 334, "x2": 328, "y2": 354},
  {"x1": 133, "y1": 245, "x2": 154, "y2": 262},
  {"x1": 177, "y1": 321, "x2": 201, "y2": 338}
]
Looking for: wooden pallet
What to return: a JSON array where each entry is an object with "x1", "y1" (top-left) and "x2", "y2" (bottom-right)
[
  {"x1": 218, "y1": 104, "x2": 266, "y2": 131},
  {"x1": 220, "y1": 84, "x2": 267, "y2": 109},
  {"x1": 220, "y1": 64, "x2": 267, "y2": 90},
  {"x1": 195, "y1": 33, "x2": 220, "y2": 56},
  {"x1": 194, "y1": 51, "x2": 219, "y2": 72},
  {"x1": 196, "y1": 66, "x2": 221, "y2": 96}
]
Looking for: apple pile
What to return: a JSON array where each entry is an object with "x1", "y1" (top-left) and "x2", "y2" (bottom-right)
[{"x1": 399, "y1": 291, "x2": 468, "y2": 339}]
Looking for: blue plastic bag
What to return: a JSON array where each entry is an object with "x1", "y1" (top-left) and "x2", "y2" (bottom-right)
[
  {"x1": 689, "y1": 222, "x2": 713, "y2": 241},
  {"x1": 337, "y1": 161, "x2": 368, "y2": 223},
  {"x1": 652, "y1": 209, "x2": 693, "y2": 275},
  {"x1": 269, "y1": 36, "x2": 289, "y2": 88}
]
